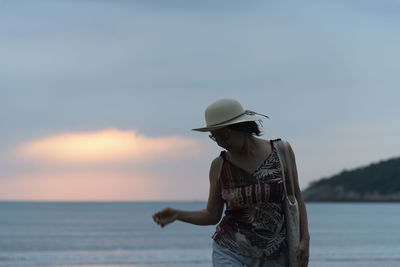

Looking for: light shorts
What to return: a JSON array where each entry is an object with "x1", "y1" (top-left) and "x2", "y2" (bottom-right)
[{"x1": 212, "y1": 241, "x2": 288, "y2": 267}]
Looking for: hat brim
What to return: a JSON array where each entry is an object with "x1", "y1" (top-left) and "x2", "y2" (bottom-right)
[{"x1": 192, "y1": 114, "x2": 265, "y2": 132}]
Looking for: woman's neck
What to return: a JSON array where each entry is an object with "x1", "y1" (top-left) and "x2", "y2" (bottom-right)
[{"x1": 229, "y1": 134, "x2": 259, "y2": 157}]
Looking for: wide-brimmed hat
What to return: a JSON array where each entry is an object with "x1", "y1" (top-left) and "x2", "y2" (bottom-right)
[{"x1": 192, "y1": 99, "x2": 269, "y2": 132}]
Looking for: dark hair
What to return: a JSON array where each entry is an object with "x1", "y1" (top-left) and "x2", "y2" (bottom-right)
[{"x1": 227, "y1": 121, "x2": 262, "y2": 136}]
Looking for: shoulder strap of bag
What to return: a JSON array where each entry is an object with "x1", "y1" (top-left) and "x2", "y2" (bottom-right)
[
  {"x1": 281, "y1": 140, "x2": 296, "y2": 196},
  {"x1": 275, "y1": 140, "x2": 295, "y2": 198},
  {"x1": 275, "y1": 140, "x2": 287, "y2": 197}
]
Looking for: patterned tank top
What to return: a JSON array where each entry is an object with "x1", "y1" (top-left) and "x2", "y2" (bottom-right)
[{"x1": 212, "y1": 139, "x2": 287, "y2": 259}]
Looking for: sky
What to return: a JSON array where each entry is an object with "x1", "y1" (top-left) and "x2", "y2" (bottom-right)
[{"x1": 1, "y1": 0, "x2": 399, "y2": 201}]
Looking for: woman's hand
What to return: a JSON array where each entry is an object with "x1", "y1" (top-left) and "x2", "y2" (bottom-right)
[
  {"x1": 152, "y1": 207, "x2": 179, "y2": 227},
  {"x1": 296, "y1": 238, "x2": 310, "y2": 267}
]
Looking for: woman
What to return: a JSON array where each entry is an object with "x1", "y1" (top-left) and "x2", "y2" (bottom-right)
[{"x1": 153, "y1": 99, "x2": 310, "y2": 267}]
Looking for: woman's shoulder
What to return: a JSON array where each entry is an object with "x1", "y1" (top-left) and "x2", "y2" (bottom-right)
[
  {"x1": 271, "y1": 139, "x2": 294, "y2": 149},
  {"x1": 209, "y1": 155, "x2": 224, "y2": 182},
  {"x1": 211, "y1": 154, "x2": 224, "y2": 167},
  {"x1": 254, "y1": 137, "x2": 282, "y2": 151},
  {"x1": 270, "y1": 138, "x2": 282, "y2": 144}
]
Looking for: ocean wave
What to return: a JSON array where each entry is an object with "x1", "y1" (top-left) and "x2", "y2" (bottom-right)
[{"x1": 0, "y1": 249, "x2": 211, "y2": 266}]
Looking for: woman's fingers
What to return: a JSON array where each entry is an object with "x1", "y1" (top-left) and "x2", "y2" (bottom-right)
[
  {"x1": 152, "y1": 213, "x2": 161, "y2": 224},
  {"x1": 296, "y1": 249, "x2": 306, "y2": 267},
  {"x1": 296, "y1": 240, "x2": 310, "y2": 267},
  {"x1": 152, "y1": 207, "x2": 175, "y2": 227},
  {"x1": 152, "y1": 210, "x2": 163, "y2": 225}
]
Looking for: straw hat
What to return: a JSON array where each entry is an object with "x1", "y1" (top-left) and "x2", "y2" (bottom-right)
[{"x1": 192, "y1": 99, "x2": 268, "y2": 132}]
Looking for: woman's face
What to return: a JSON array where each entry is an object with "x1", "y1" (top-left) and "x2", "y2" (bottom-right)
[
  {"x1": 209, "y1": 128, "x2": 232, "y2": 149},
  {"x1": 209, "y1": 128, "x2": 247, "y2": 151}
]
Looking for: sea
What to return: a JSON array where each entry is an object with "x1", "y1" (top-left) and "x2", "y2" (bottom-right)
[{"x1": 0, "y1": 202, "x2": 399, "y2": 267}]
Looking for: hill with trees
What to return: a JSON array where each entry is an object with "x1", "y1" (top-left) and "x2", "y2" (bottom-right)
[{"x1": 302, "y1": 157, "x2": 400, "y2": 201}]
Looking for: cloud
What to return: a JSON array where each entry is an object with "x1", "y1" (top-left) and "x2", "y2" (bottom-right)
[
  {"x1": 1, "y1": 129, "x2": 211, "y2": 201},
  {"x1": 13, "y1": 129, "x2": 200, "y2": 164}
]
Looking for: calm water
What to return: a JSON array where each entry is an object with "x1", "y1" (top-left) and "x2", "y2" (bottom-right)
[{"x1": 0, "y1": 202, "x2": 399, "y2": 267}]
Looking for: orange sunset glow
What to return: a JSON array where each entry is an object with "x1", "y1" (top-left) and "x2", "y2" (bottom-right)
[
  {"x1": 15, "y1": 129, "x2": 198, "y2": 163},
  {"x1": 0, "y1": 172, "x2": 160, "y2": 201},
  {"x1": 2, "y1": 129, "x2": 207, "y2": 201}
]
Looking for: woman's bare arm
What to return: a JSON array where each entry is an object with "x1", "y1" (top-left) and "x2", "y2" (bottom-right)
[{"x1": 152, "y1": 157, "x2": 224, "y2": 227}]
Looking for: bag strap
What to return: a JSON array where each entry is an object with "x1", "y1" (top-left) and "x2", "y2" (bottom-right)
[
  {"x1": 275, "y1": 140, "x2": 287, "y2": 197},
  {"x1": 281, "y1": 140, "x2": 296, "y2": 196},
  {"x1": 275, "y1": 140, "x2": 295, "y2": 198}
]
